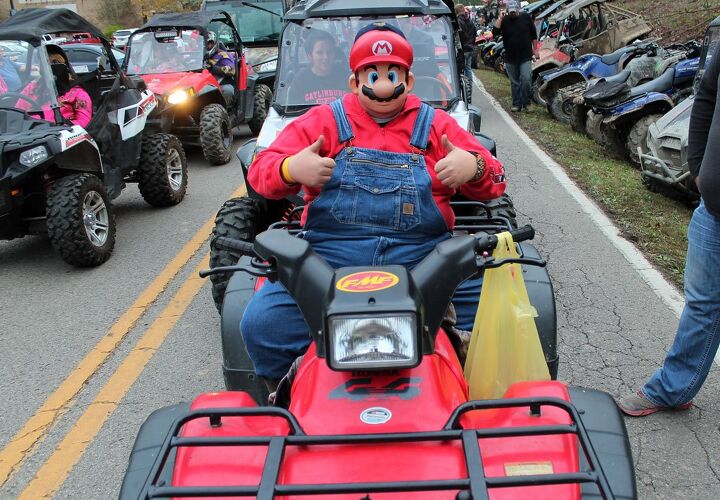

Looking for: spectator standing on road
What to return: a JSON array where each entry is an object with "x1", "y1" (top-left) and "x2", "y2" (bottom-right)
[
  {"x1": 455, "y1": 3, "x2": 476, "y2": 99},
  {"x1": 493, "y1": 0, "x2": 538, "y2": 112},
  {"x1": 617, "y1": 41, "x2": 720, "y2": 417}
]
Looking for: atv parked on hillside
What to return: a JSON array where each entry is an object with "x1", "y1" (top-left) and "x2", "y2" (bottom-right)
[
  {"x1": 639, "y1": 15, "x2": 720, "y2": 199},
  {"x1": 208, "y1": 0, "x2": 558, "y2": 399},
  {"x1": 0, "y1": 9, "x2": 187, "y2": 267},
  {"x1": 537, "y1": 40, "x2": 658, "y2": 122},
  {"x1": 124, "y1": 11, "x2": 272, "y2": 165},
  {"x1": 120, "y1": 225, "x2": 636, "y2": 500}
]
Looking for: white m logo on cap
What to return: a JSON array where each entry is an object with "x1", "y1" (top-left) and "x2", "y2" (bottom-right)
[{"x1": 372, "y1": 40, "x2": 393, "y2": 56}]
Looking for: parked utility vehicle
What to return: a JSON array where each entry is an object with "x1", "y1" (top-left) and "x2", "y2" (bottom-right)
[
  {"x1": 124, "y1": 11, "x2": 272, "y2": 164},
  {"x1": 0, "y1": 9, "x2": 187, "y2": 267}
]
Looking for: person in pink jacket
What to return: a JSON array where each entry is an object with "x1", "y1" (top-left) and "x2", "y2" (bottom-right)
[{"x1": 18, "y1": 44, "x2": 92, "y2": 128}]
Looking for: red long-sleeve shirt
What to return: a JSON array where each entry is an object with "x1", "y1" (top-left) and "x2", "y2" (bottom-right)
[{"x1": 248, "y1": 93, "x2": 506, "y2": 228}]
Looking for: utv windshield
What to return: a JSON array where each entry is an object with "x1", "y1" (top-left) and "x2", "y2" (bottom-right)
[
  {"x1": 275, "y1": 15, "x2": 459, "y2": 110},
  {"x1": 203, "y1": 0, "x2": 282, "y2": 44},
  {"x1": 125, "y1": 29, "x2": 205, "y2": 75},
  {"x1": 0, "y1": 41, "x2": 60, "y2": 117}
]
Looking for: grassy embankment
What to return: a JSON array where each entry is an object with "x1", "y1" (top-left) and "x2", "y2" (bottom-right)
[{"x1": 476, "y1": 68, "x2": 692, "y2": 288}]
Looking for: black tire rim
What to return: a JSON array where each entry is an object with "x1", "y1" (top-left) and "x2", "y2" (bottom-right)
[
  {"x1": 82, "y1": 190, "x2": 109, "y2": 247},
  {"x1": 166, "y1": 147, "x2": 184, "y2": 192}
]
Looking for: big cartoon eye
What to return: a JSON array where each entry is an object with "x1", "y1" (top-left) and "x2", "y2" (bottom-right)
[
  {"x1": 388, "y1": 70, "x2": 399, "y2": 84},
  {"x1": 368, "y1": 71, "x2": 379, "y2": 84}
]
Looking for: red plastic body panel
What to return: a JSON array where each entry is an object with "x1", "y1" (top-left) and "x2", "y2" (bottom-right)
[
  {"x1": 171, "y1": 339, "x2": 580, "y2": 499},
  {"x1": 140, "y1": 70, "x2": 219, "y2": 97}
]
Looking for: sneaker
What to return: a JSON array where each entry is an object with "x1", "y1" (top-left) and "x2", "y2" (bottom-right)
[
  {"x1": 522, "y1": 105, "x2": 533, "y2": 113},
  {"x1": 510, "y1": 105, "x2": 520, "y2": 112},
  {"x1": 616, "y1": 390, "x2": 693, "y2": 417}
]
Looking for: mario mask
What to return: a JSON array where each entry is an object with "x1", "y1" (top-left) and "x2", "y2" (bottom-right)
[{"x1": 348, "y1": 26, "x2": 414, "y2": 119}]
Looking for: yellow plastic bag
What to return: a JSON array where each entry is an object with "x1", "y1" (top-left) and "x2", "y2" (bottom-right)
[{"x1": 463, "y1": 232, "x2": 550, "y2": 400}]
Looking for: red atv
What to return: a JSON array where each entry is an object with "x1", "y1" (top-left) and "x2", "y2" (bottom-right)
[
  {"x1": 123, "y1": 11, "x2": 272, "y2": 164},
  {"x1": 119, "y1": 226, "x2": 636, "y2": 499}
]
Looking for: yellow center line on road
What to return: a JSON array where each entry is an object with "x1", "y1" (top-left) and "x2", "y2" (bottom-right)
[
  {"x1": 19, "y1": 253, "x2": 211, "y2": 499},
  {"x1": 0, "y1": 185, "x2": 246, "y2": 486}
]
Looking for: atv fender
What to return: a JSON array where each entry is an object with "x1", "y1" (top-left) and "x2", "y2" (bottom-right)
[
  {"x1": 569, "y1": 387, "x2": 637, "y2": 499},
  {"x1": 196, "y1": 84, "x2": 226, "y2": 108},
  {"x1": 468, "y1": 104, "x2": 482, "y2": 134},
  {"x1": 539, "y1": 70, "x2": 586, "y2": 102},
  {"x1": 55, "y1": 139, "x2": 103, "y2": 174},
  {"x1": 474, "y1": 132, "x2": 497, "y2": 158},
  {"x1": 118, "y1": 402, "x2": 190, "y2": 500},
  {"x1": 603, "y1": 92, "x2": 673, "y2": 126},
  {"x1": 236, "y1": 138, "x2": 257, "y2": 173}
]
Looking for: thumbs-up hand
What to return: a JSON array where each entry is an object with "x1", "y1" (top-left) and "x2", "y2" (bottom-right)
[
  {"x1": 434, "y1": 135, "x2": 477, "y2": 189},
  {"x1": 287, "y1": 135, "x2": 336, "y2": 188}
]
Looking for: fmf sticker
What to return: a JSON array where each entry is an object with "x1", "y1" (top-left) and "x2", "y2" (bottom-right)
[{"x1": 336, "y1": 271, "x2": 399, "y2": 293}]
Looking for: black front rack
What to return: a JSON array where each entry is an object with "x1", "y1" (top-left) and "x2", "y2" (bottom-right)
[
  {"x1": 139, "y1": 397, "x2": 615, "y2": 500},
  {"x1": 268, "y1": 200, "x2": 517, "y2": 236}
]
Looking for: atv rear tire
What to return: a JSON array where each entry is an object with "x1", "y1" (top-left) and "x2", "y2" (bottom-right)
[
  {"x1": 138, "y1": 133, "x2": 187, "y2": 206},
  {"x1": 569, "y1": 103, "x2": 588, "y2": 134},
  {"x1": 248, "y1": 84, "x2": 272, "y2": 136},
  {"x1": 199, "y1": 103, "x2": 233, "y2": 165},
  {"x1": 46, "y1": 173, "x2": 116, "y2": 267},
  {"x1": 548, "y1": 92, "x2": 572, "y2": 124},
  {"x1": 626, "y1": 114, "x2": 663, "y2": 167}
]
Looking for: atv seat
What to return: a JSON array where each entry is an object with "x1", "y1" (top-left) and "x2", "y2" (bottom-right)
[
  {"x1": 626, "y1": 67, "x2": 675, "y2": 98},
  {"x1": 599, "y1": 45, "x2": 636, "y2": 66}
]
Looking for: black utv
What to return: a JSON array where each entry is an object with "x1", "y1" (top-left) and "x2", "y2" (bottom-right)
[{"x1": 0, "y1": 9, "x2": 187, "y2": 267}]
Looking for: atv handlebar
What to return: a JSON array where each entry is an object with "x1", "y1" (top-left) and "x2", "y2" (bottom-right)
[
  {"x1": 474, "y1": 225, "x2": 534, "y2": 254},
  {"x1": 215, "y1": 237, "x2": 255, "y2": 256}
]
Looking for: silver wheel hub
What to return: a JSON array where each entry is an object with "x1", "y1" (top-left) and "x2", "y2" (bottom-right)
[
  {"x1": 82, "y1": 191, "x2": 109, "y2": 247},
  {"x1": 166, "y1": 148, "x2": 184, "y2": 191}
]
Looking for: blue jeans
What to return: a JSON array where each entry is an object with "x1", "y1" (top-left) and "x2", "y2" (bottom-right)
[
  {"x1": 463, "y1": 52, "x2": 474, "y2": 83},
  {"x1": 505, "y1": 60, "x2": 532, "y2": 108},
  {"x1": 643, "y1": 200, "x2": 720, "y2": 406}
]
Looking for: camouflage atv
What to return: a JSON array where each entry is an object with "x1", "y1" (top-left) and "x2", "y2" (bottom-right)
[{"x1": 638, "y1": 15, "x2": 720, "y2": 200}]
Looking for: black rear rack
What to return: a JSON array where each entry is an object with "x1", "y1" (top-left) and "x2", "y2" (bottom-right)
[{"x1": 139, "y1": 397, "x2": 615, "y2": 499}]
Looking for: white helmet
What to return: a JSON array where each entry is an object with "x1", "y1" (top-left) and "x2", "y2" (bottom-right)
[{"x1": 206, "y1": 31, "x2": 218, "y2": 56}]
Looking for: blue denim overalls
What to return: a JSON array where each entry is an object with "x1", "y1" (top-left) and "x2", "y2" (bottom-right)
[{"x1": 241, "y1": 99, "x2": 479, "y2": 378}]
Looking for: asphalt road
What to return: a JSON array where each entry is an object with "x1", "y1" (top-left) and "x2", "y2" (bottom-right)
[{"x1": 0, "y1": 83, "x2": 718, "y2": 499}]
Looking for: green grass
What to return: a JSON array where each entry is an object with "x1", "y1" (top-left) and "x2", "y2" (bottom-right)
[{"x1": 476, "y1": 68, "x2": 692, "y2": 288}]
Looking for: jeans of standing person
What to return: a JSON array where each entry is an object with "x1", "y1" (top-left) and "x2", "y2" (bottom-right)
[
  {"x1": 463, "y1": 52, "x2": 474, "y2": 97},
  {"x1": 642, "y1": 199, "x2": 720, "y2": 406},
  {"x1": 505, "y1": 60, "x2": 532, "y2": 108}
]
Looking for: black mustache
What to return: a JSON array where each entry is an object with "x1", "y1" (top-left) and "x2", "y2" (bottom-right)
[{"x1": 362, "y1": 83, "x2": 406, "y2": 102}]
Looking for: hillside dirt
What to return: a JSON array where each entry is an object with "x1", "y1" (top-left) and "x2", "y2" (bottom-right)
[{"x1": 619, "y1": 0, "x2": 720, "y2": 43}]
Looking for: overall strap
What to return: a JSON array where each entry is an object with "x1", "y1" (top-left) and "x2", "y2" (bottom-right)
[
  {"x1": 330, "y1": 98, "x2": 354, "y2": 143},
  {"x1": 409, "y1": 103, "x2": 435, "y2": 151}
]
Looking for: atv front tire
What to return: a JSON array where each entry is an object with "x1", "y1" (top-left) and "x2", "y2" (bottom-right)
[
  {"x1": 248, "y1": 84, "x2": 272, "y2": 136},
  {"x1": 46, "y1": 173, "x2": 116, "y2": 267},
  {"x1": 626, "y1": 114, "x2": 663, "y2": 167},
  {"x1": 200, "y1": 103, "x2": 233, "y2": 165},
  {"x1": 548, "y1": 92, "x2": 572, "y2": 124},
  {"x1": 138, "y1": 133, "x2": 187, "y2": 206}
]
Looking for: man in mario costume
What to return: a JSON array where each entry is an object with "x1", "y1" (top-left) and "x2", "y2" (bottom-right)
[{"x1": 242, "y1": 23, "x2": 506, "y2": 389}]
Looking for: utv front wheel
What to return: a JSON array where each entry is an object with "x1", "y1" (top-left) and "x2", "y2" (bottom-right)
[
  {"x1": 200, "y1": 103, "x2": 233, "y2": 165},
  {"x1": 248, "y1": 84, "x2": 272, "y2": 136},
  {"x1": 138, "y1": 133, "x2": 187, "y2": 206},
  {"x1": 46, "y1": 173, "x2": 116, "y2": 267}
]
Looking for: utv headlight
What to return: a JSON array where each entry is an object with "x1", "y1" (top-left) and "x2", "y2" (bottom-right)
[
  {"x1": 19, "y1": 146, "x2": 48, "y2": 167},
  {"x1": 328, "y1": 314, "x2": 418, "y2": 370},
  {"x1": 167, "y1": 88, "x2": 194, "y2": 105}
]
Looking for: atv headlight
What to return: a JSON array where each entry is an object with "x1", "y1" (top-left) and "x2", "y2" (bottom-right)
[
  {"x1": 328, "y1": 314, "x2": 418, "y2": 370},
  {"x1": 167, "y1": 88, "x2": 194, "y2": 105},
  {"x1": 19, "y1": 146, "x2": 48, "y2": 167}
]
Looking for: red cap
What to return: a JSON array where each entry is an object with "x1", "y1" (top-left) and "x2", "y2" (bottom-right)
[{"x1": 349, "y1": 29, "x2": 413, "y2": 72}]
